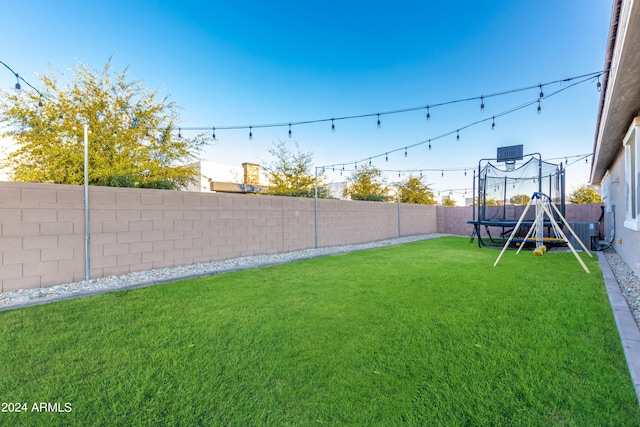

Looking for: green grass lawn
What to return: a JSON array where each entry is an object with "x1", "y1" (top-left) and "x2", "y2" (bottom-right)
[{"x1": 1, "y1": 236, "x2": 639, "y2": 426}]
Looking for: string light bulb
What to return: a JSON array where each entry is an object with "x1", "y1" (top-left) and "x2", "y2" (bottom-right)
[
  {"x1": 369, "y1": 158, "x2": 372, "y2": 166},
  {"x1": 480, "y1": 96, "x2": 485, "y2": 113},
  {"x1": 426, "y1": 106, "x2": 431, "y2": 122},
  {"x1": 441, "y1": 170, "x2": 444, "y2": 177},
  {"x1": 14, "y1": 74, "x2": 21, "y2": 94},
  {"x1": 539, "y1": 84, "x2": 544, "y2": 101},
  {"x1": 331, "y1": 119, "x2": 335, "y2": 133},
  {"x1": 38, "y1": 95, "x2": 43, "y2": 107},
  {"x1": 288, "y1": 123, "x2": 292, "y2": 138},
  {"x1": 212, "y1": 127, "x2": 216, "y2": 140},
  {"x1": 597, "y1": 76, "x2": 602, "y2": 92},
  {"x1": 456, "y1": 130, "x2": 460, "y2": 142},
  {"x1": 428, "y1": 140, "x2": 432, "y2": 150},
  {"x1": 385, "y1": 153, "x2": 388, "y2": 162},
  {"x1": 537, "y1": 100, "x2": 542, "y2": 115},
  {"x1": 404, "y1": 147, "x2": 407, "y2": 157},
  {"x1": 178, "y1": 127, "x2": 182, "y2": 139},
  {"x1": 249, "y1": 126, "x2": 253, "y2": 140},
  {"x1": 377, "y1": 114, "x2": 381, "y2": 129},
  {"x1": 491, "y1": 116, "x2": 495, "y2": 131}
]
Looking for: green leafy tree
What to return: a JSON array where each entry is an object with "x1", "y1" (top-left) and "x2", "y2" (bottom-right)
[
  {"x1": 485, "y1": 198, "x2": 504, "y2": 206},
  {"x1": 343, "y1": 164, "x2": 388, "y2": 201},
  {"x1": 0, "y1": 58, "x2": 204, "y2": 189},
  {"x1": 397, "y1": 174, "x2": 436, "y2": 204},
  {"x1": 569, "y1": 184, "x2": 602, "y2": 204},
  {"x1": 510, "y1": 194, "x2": 531, "y2": 205},
  {"x1": 264, "y1": 140, "x2": 329, "y2": 197},
  {"x1": 442, "y1": 195, "x2": 457, "y2": 206}
]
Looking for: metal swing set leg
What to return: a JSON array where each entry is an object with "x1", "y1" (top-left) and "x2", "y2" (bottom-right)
[{"x1": 493, "y1": 192, "x2": 592, "y2": 273}]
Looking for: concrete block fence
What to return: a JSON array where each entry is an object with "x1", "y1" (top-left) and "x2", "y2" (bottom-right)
[
  {"x1": 0, "y1": 181, "x2": 602, "y2": 293},
  {"x1": 0, "y1": 182, "x2": 438, "y2": 293}
]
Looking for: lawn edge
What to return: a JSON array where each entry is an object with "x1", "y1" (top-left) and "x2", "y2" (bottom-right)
[{"x1": 598, "y1": 251, "x2": 640, "y2": 406}]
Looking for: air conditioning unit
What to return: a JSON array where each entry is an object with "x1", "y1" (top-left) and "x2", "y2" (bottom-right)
[{"x1": 568, "y1": 222, "x2": 599, "y2": 251}]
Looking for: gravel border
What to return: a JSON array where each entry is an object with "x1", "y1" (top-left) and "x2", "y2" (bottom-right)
[
  {"x1": 0, "y1": 234, "x2": 450, "y2": 311},
  {"x1": 603, "y1": 248, "x2": 640, "y2": 329}
]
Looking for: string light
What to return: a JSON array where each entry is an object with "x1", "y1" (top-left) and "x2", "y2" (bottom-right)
[
  {"x1": 464, "y1": 169, "x2": 467, "y2": 176},
  {"x1": 480, "y1": 96, "x2": 485, "y2": 113},
  {"x1": 0, "y1": 60, "x2": 56, "y2": 105},
  {"x1": 212, "y1": 127, "x2": 216, "y2": 140},
  {"x1": 377, "y1": 114, "x2": 381, "y2": 129},
  {"x1": 404, "y1": 147, "x2": 407, "y2": 157},
  {"x1": 456, "y1": 130, "x2": 460, "y2": 142},
  {"x1": 331, "y1": 119, "x2": 335, "y2": 133},
  {"x1": 596, "y1": 76, "x2": 602, "y2": 92},
  {"x1": 100, "y1": 68, "x2": 603, "y2": 139},
  {"x1": 491, "y1": 116, "x2": 495, "y2": 131},
  {"x1": 539, "y1": 84, "x2": 544, "y2": 101},
  {"x1": 369, "y1": 158, "x2": 372, "y2": 166},
  {"x1": 288, "y1": 123, "x2": 292, "y2": 138},
  {"x1": 0, "y1": 60, "x2": 605, "y2": 177},
  {"x1": 385, "y1": 153, "x2": 388, "y2": 162}
]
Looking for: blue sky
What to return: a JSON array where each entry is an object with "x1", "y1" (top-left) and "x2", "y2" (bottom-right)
[{"x1": 0, "y1": 0, "x2": 612, "y2": 199}]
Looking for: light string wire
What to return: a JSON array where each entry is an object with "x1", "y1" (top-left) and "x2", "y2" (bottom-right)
[
  {"x1": 0, "y1": 59, "x2": 602, "y2": 178},
  {"x1": 178, "y1": 70, "x2": 605, "y2": 133},
  {"x1": 320, "y1": 74, "x2": 599, "y2": 171},
  {"x1": 0, "y1": 59, "x2": 51, "y2": 103},
  {"x1": 1, "y1": 59, "x2": 604, "y2": 148},
  {"x1": 427, "y1": 153, "x2": 593, "y2": 196},
  {"x1": 321, "y1": 152, "x2": 593, "y2": 197}
]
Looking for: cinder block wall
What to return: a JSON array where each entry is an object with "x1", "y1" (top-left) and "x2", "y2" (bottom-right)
[
  {"x1": 437, "y1": 205, "x2": 475, "y2": 236},
  {"x1": 0, "y1": 182, "x2": 438, "y2": 292},
  {"x1": 437, "y1": 203, "x2": 605, "y2": 238}
]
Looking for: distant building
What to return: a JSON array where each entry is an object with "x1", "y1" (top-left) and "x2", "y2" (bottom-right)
[{"x1": 187, "y1": 161, "x2": 268, "y2": 194}]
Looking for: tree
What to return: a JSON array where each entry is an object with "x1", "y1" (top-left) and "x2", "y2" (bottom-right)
[
  {"x1": 397, "y1": 174, "x2": 436, "y2": 204},
  {"x1": 264, "y1": 140, "x2": 329, "y2": 197},
  {"x1": 569, "y1": 184, "x2": 602, "y2": 204},
  {"x1": 343, "y1": 164, "x2": 388, "y2": 201},
  {"x1": 510, "y1": 194, "x2": 531, "y2": 205},
  {"x1": 442, "y1": 195, "x2": 457, "y2": 206},
  {"x1": 0, "y1": 58, "x2": 204, "y2": 189}
]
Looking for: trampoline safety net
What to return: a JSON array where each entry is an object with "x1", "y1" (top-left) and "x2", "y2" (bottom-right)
[{"x1": 472, "y1": 154, "x2": 565, "y2": 247}]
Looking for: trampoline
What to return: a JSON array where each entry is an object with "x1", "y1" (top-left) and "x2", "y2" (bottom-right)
[{"x1": 468, "y1": 150, "x2": 565, "y2": 248}]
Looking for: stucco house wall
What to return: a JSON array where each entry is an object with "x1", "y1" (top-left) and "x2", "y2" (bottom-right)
[
  {"x1": 590, "y1": 0, "x2": 640, "y2": 278},
  {"x1": 601, "y1": 140, "x2": 640, "y2": 277}
]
